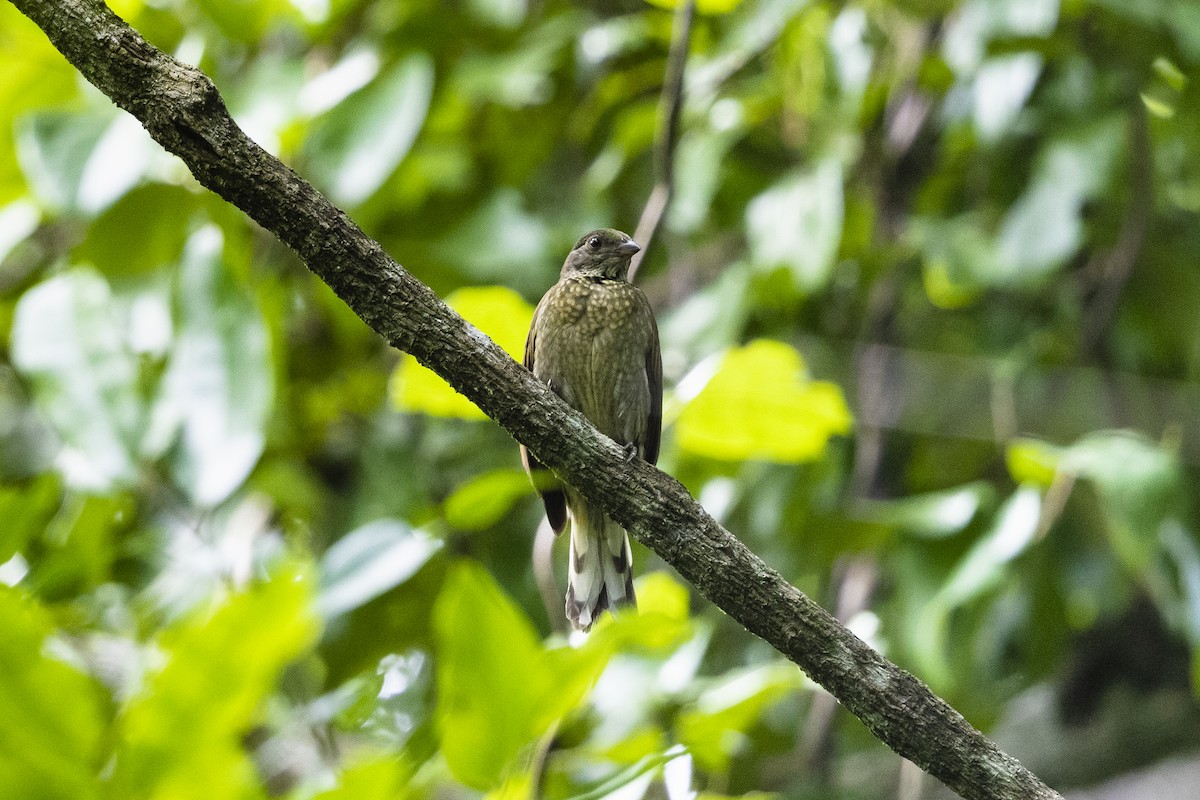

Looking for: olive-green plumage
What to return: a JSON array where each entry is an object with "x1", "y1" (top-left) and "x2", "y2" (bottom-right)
[{"x1": 521, "y1": 229, "x2": 662, "y2": 631}]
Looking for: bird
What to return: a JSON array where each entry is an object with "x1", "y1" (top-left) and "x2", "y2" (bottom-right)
[{"x1": 520, "y1": 228, "x2": 662, "y2": 631}]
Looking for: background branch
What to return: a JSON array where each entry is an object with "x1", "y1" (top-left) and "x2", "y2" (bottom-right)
[
  {"x1": 628, "y1": 0, "x2": 694, "y2": 282},
  {"x1": 9, "y1": 0, "x2": 1062, "y2": 798}
]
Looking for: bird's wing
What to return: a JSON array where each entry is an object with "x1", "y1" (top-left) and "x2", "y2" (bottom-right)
[
  {"x1": 643, "y1": 311, "x2": 663, "y2": 466},
  {"x1": 521, "y1": 301, "x2": 568, "y2": 533}
]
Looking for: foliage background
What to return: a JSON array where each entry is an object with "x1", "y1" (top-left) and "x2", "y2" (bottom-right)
[{"x1": 2, "y1": 0, "x2": 1200, "y2": 797}]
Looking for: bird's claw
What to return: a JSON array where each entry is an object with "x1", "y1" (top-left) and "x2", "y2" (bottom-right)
[{"x1": 623, "y1": 442, "x2": 639, "y2": 463}]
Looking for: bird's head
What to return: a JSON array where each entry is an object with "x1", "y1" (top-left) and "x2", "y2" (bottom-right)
[{"x1": 561, "y1": 228, "x2": 641, "y2": 280}]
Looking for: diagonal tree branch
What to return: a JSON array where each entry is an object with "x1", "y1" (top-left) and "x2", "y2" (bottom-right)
[{"x1": 8, "y1": 1, "x2": 1061, "y2": 798}]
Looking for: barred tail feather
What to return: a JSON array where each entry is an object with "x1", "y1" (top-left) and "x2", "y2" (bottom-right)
[{"x1": 565, "y1": 502, "x2": 636, "y2": 632}]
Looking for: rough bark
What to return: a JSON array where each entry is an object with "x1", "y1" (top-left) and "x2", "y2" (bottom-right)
[{"x1": 8, "y1": 1, "x2": 1062, "y2": 798}]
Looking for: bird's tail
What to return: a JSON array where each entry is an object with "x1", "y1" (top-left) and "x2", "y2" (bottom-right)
[{"x1": 565, "y1": 501, "x2": 635, "y2": 632}]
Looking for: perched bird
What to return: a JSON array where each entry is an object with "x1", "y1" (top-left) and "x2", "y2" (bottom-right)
[{"x1": 521, "y1": 229, "x2": 662, "y2": 631}]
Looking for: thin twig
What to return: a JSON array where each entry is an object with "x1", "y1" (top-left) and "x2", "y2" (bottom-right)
[{"x1": 629, "y1": 0, "x2": 694, "y2": 283}]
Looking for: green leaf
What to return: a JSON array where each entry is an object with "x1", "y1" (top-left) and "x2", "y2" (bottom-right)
[
  {"x1": 645, "y1": 0, "x2": 745, "y2": 14},
  {"x1": 76, "y1": 184, "x2": 195, "y2": 278},
  {"x1": 145, "y1": 227, "x2": 273, "y2": 507},
  {"x1": 745, "y1": 160, "x2": 844, "y2": 292},
  {"x1": 994, "y1": 119, "x2": 1124, "y2": 281},
  {"x1": 1005, "y1": 438, "x2": 1061, "y2": 488},
  {"x1": 676, "y1": 339, "x2": 852, "y2": 463},
  {"x1": 443, "y1": 469, "x2": 533, "y2": 531},
  {"x1": 435, "y1": 562, "x2": 609, "y2": 789},
  {"x1": 935, "y1": 486, "x2": 1041, "y2": 610},
  {"x1": 1060, "y1": 432, "x2": 1182, "y2": 574},
  {"x1": 110, "y1": 564, "x2": 318, "y2": 799},
  {"x1": 392, "y1": 286, "x2": 534, "y2": 420},
  {"x1": 311, "y1": 756, "x2": 416, "y2": 800},
  {"x1": 318, "y1": 520, "x2": 442, "y2": 618},
  {"x1": 0, "y1": 586, "x2": 106, "y2": 800},
  {"x1": 0, "y1": 474, "x2": 61, "y2": 564},
  {"x1": 11, "y1": 268, "x2": 142, "y2": 490},
  {"x1": 591, "y1": 571, "x2": 693, "y2": 653},
  {"x1": 676, "y1": 663, "x2": 803, "y2": 772},
  {"x1": 306, "y1": 53, "x2": 434, "y2": 206},
  {"x1": 15, "y1": 110, "x2": 111, "y2": 211},
  {"x1": 432, "y1": 189, "x2": 551, "y2": 292},
  {"x1": 916, "y1": 486, "x2": 1042, "y2": 687},
  {"x1": 861, "y1": 482, "x2": 995, "y2": 539}
]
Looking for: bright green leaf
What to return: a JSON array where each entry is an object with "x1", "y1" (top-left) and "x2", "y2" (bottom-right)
[
  {"x1": 676, "y1": 340, "x2": 852, "y2": 463},
  {"x1": 1005, "y1": 438, "x2": 1061, "y2": 488},
  {"x1": 0, "y1": 586, "x2": 106, "y2": 800},
  {"x1": 392, "y1": 286, "x2": 535, "y2": 420},
  {"x1": 644, "y1": 0, "x2": 745, "y2": 15},
  {"x1": 592, "y1": 571, "x2": 693, "y2": 653},
  {"x1": 311, "y1": 756, "x2": 416, "y2": 800},
  {"x1": 444, "y1": 469, "x2": 534, "y2": 531},
  {"x1": 435, "y1": 562, "x2": 609, "y2": 789},
  {"x1": 110, "y1": 564, "x2": 318, "y2": 799}
]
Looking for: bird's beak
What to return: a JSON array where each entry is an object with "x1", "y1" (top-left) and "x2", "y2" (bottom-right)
[{"x1": 617, "y1": 240, "x2": 641, "y2": 257}]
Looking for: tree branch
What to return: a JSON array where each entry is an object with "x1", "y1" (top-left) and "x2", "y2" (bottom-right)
[
  {"x1": 628, "y1": 0, "x2": 693, "y2": 282},
  {"x1": 9, "y1": 1, "x2": 1061, "y2": 798}
]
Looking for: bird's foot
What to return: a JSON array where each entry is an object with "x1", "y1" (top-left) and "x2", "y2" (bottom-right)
[{"x1": 623, "y1": 442, "x2": 639, "y2": 463}]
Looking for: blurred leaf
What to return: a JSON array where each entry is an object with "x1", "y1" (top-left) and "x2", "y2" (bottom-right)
[
  {"x1": 145, "y1": 226, "x2": 273, "y2": 507},
  {"x1": 311, "y1": 756, "x2": 416, "y2": 800},
  {"x1": 645, "y1": 0, "x2": 745, "y2": 15},
  {"x1": 1060, "y1": 431, "x2": 1182, "y2": 574},
  {"x1": 676, "y1": 340, "x2": 852, "y2": 462},
  {"x1": 745, "y1": 160, "x2": 843, "y2": 292},
  {"x1": 110, "y1": 564, "x2": 318, "y2": 799},
  {"x1": 318, "y1": 520, "x2": 442, "y2": 618},
  {"x1": 935, "y1": 486, "x2": 1041, "y2": 610},
  {"x1": 916, "y1": 486, "x2": 1042, "y2": 687},
  {"x1": 444, "y1": 469, "x2": 533, "y2": 531},
  {"x1": 454, "y1": 15, "x2": 578, "y2": 106},
  {"x1": 862, "y1": 482, "x2": 995, "y2": 539},
  {"x1": 435, "y1": 562, "x2": 609, "y2": 789},
  {"x1": 29, "y1": 492, "x2": 128, "y2": 597},
  {"x1": 392, "y1": 286, "x2": 534, "y2": 420},
  {"x1": 994, "y1": 119, "x2": 1124, "y2": 282},
  {"x1": 11, "y1": 268, "x2": 142, "y2": 490},
  {"x1": 306, "y1": 53, "x2": 434, "y2": 206},
  {"x1": 432, "y1": 189, "x2": 551, "y2": 291},
  {"x1": 592, "y1": 571, "x2": 693, "y2": 653},
  {"x1": 0, "y1": 199, "x2": 39, "y2": 266},
  {"x1": 0, "y1": 474, "x2": 61, "y2": 564},
  {"x1": 668, "y1": 122, "x2": 741, "y2": 234},
  {"x1": 1005, "y1": 438, "x2": 1060, "y2": 488},
  {"x1": 15, "y1": 110, "x2": 111, "y2": 211},
  {"x1": 0, "y1": 585, "x2": 106, "y2": 800},
  {"x1": 76, "y1": 184, "x2": 196, "y2": 278},
  {"x1": 676, "y1": 663, "x2": 802, "y2": 772}
]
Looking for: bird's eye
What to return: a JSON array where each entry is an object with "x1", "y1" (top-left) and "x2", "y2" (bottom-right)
[{"x1": 588, "y1": 237, "x2": 601, "y2": 250}]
